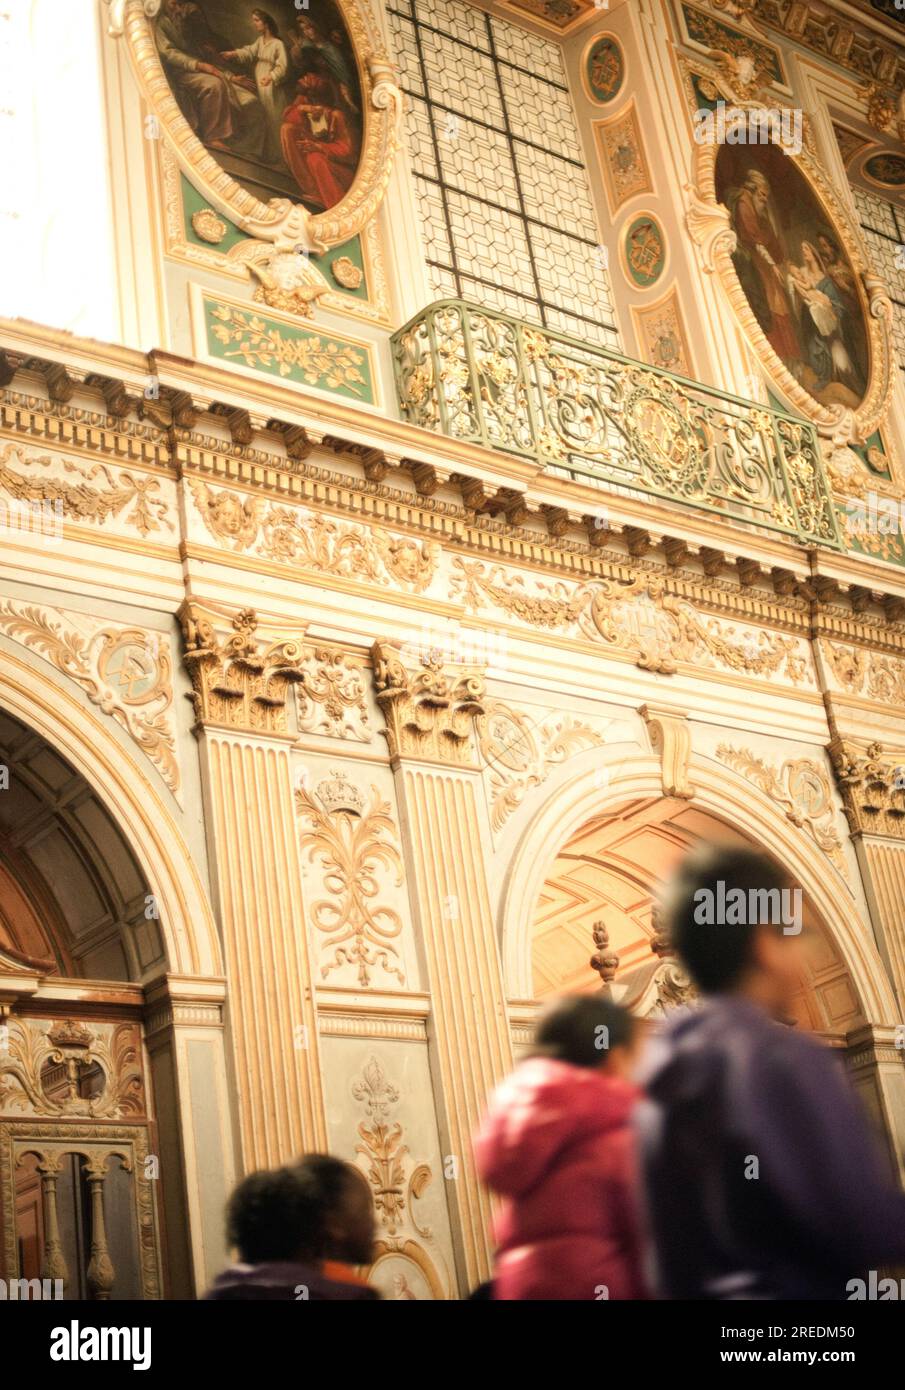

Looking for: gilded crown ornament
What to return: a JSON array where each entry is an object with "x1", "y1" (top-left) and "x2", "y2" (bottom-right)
[{"x1": 314, "y1": 770, "x2": 367, "y2": 818}]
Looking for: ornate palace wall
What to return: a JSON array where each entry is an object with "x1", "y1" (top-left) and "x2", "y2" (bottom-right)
[{"x1": 1, "y1": 0, "x2": 905, "y2": 1298}]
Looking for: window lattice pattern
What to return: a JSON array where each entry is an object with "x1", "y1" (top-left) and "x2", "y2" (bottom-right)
[
  {"x1": 387, "y1": 0, "x2": 619, "y2": 349},
  {"x1": 853, "y1": 186, "x2": 905, "y2": 383}
]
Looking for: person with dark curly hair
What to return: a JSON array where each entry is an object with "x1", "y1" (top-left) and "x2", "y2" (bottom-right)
[{"x1": 203, "y1": 1155, "x2": 377, "y2": 1300}]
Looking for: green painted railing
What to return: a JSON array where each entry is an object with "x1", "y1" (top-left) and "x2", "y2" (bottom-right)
[{"x1": 391, "y1": 299, "x2": 843, "y2": 550}]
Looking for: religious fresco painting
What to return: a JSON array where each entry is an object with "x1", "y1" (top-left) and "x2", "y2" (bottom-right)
[
  {"x1": 154, "y1": 0, "x2": 363, "y2": 211},
  {"x1": 715, "y1": 142, "x2": 870, "y2": 411}
]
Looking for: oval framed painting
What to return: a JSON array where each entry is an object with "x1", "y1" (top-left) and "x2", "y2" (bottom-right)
[
  {"x1": 621, "y1": 212, "x2": 667, "y2": 289},
  {"x1": 582, "y1": 34, "x2": 625, "y2": 105},
  {"x1": 107, "y1": 0, "x2": 403, "y2": 252},
  {"x1": 863, "y1": 153, "x2": 905, "y2": 191},
  {"x1": 690, "y1": 111, "x2": 894, "y2": 443}
]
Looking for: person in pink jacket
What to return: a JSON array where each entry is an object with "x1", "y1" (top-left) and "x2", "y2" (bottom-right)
[{"x1": 474, "y1": 994, "x2": 647, "y2": 1301}]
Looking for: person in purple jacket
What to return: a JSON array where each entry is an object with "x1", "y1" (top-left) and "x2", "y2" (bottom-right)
[{"x1": 636, "y1": 845, "x2": 905, "y2": 1300}]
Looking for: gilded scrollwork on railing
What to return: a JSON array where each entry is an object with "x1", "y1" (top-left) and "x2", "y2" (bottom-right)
[{"x1": 391, "y1": 300, "x2": 842, "y2": 549}]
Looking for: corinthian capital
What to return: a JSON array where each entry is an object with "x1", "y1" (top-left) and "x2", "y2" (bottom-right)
[{"x1": 371, "y1": 641, "x2": 485, "y2": 767}]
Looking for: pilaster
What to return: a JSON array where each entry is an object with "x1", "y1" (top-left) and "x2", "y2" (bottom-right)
[
  {"x1": 179, "y1": 600, "x2": 328, "y2": 1170},
  {"x1": 372, "y1": 641, "x2": 512, "y2": 1289}
]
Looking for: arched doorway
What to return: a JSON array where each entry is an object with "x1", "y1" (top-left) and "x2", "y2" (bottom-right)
[
  {"x1": 530, "y1": 796, "x2": 863, "y2": 1038},
  {"x1": 499, "y1": 753, "x2": 905, "y2": 1172},
  {"x1": 0, "y1": 706, "x2": 166, "y2": 1298},
  {"x1": 0, "y1": 647, "x2": 230, "y2": 1299}
]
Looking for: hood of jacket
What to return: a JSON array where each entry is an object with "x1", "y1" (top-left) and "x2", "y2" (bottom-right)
[
  {"x1": 474, "y1": 1056, "x2": 639, "y2": 1198},
  {"x1": 637, "y1": 995, "x2": 781, "y2": 1109}
]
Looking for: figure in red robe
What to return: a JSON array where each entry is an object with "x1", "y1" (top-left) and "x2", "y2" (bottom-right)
[
  {"x1": 280, "y1": 72, "x2": 358, "y2": 210},
  {"x1": 731, "y1": 169, "x2": 800, "y2": 365}
]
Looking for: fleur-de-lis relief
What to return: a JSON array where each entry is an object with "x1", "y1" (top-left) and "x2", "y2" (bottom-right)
[{"x1": 296, "y1": 782, "x2": 406, "y2": 987}]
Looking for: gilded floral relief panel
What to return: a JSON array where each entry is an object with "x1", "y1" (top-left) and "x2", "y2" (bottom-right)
[
  {"x1": 293, "y1": 755, "x2": 424, "y2": 991},
  {"x1": 319, "y1": 1038, "x2": 456, "y2": 1299}
]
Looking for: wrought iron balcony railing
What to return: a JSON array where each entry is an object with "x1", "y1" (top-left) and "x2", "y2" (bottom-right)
[{"x1": 391, "y1": 299, "x2": 843, "y2": 551}]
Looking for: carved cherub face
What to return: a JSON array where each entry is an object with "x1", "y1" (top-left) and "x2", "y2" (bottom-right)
[{"x1": 212, "y1": 492, "x2": 244, "y2": 535}]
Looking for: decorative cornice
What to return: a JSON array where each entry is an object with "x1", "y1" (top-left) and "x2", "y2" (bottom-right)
[
  {"x1": 746, "y1": 0, "x2": 905, "y2": 90},
  {"x1": 4, "y1": 329, "x2": 905, "y2": 645},
  {"x1": 371, "y1": 643, "x2": 486, "y2": 768}
]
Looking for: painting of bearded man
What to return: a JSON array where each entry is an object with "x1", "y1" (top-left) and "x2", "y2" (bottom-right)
[{"x1": 716, "y1": 142, "x2": 870, "y2": 411}]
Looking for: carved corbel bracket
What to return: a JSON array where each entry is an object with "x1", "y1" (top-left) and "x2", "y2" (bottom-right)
[{"x1": 641, "y1": 703, "x2": 695, "y2": 800}]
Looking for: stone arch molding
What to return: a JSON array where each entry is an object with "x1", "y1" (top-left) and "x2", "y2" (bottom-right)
[
  {"x1": 0, "y1": 645, "x2": 221, "y2": 979},
  {"x1": 498, "y1": 748, "x2": 897, "y2": 1025}
]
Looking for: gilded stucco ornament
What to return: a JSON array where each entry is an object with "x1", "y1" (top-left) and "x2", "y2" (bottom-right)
[
  {"x1": 104, "y1": 0, "x2": 403, "y2": 253},
  {"x1": 190, "y1": 208, "x2": 227, "y2": 244},
  {"x1": 243, "y1": 248, "x2": 330, "y2": 318},
  {"x1": 688, "y1": 101, "x2": 895, "y2": 447},
  {"x1": 331, "y1": 255, "x2": 364, "y2": 289}
]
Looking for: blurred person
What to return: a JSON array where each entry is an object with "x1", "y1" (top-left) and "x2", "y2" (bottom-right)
[
  {"x1": 637, "y1": 845, "x2": 905, "y2": 1299},
  {"x1": 204, "y1": 1155, "x2": 377, "y2": 1300},
  {"x1": 474, "y1": 994, "x2": 647, "y2": 1300}
]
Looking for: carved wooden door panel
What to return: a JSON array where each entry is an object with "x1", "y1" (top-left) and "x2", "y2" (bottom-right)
[{"x1": 0, "y1": 1013, "x2": 164, "y2": 1299}]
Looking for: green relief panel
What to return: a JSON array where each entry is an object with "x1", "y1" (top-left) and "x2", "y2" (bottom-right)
[
  {"x1": 691, "y1": 75, "x2": 721, "y2": 114},
  {"x1": 181, "y1": 175, "x2": 368, "y2": 299},
  {"x1": 204, "y1": 296, "x2": 375, "y2": 403},
  {"x1": 851, "y1": 430, "x2": 891, "y2": 480},
  {"x1": 585, "y1": 36, "x2": 624, "y2": 104},
  {"x1": 845, "y1": 528, "x2": 905, "y2": 568},
  {"x1": 845, "y1": 495, "x2": 905, "y2": 567},
  {"x1": 324, "y1": 235, "x2": 369, "y2": 301}
]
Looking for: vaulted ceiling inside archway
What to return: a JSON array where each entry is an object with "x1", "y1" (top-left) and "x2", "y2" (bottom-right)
[
  {"x1": 0, "y1": 708, "x2": 162, "y2": 982},
  {"x1": 531, "y1": 796, "x2": 864, "y2": 1036}
]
